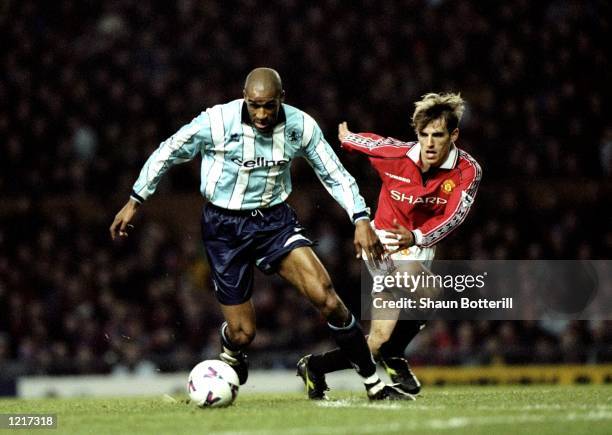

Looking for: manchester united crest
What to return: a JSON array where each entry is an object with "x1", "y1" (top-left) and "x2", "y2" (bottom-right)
[{"x1": 441, "y1": 179, "x2": 456, "y2": 194}]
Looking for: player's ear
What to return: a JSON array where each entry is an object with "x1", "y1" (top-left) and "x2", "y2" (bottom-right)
[
  {"x1": 450, "y1": 128, "x2": 459, "y2": 143},
  {"x1": 243, "y1": 89, "x2": 247, "y2": 99},
  {"x1": 280, "y1": 90, "x2": 285, "y2": 102}
]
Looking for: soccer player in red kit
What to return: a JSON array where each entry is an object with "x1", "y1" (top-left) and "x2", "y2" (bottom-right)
[{"x1": 297, "y1": 93, "x2": 482, "y2": 399}]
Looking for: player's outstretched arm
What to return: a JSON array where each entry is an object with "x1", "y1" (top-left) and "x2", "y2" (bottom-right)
[
  {"x1": 338, "y1": 123, "x2": 409, "y2": 158},
  {"x1": 109, "y1": 198, "x2": 141, "y2": 240}
]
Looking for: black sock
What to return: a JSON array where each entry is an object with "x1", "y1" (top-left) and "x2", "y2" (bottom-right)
[
  {"x1": 308, "y1": 348, "x2": 352, "y2": 374},
  {"x1": 311, "y1": 320, "x2": 426, "y2": 372},
  {"x1": 379, "y1": 320, "x2": 425, "y2": 360},
  {"x1": 327, "y1": 314, "x2": 376, "y2": 377},
  {"x1": 220, "y1": 322, "x2": 242, "y2": 353}
]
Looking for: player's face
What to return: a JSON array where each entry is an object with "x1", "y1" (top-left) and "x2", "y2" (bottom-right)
[
  {"x1": 417, "y1": 117, "x2": 459, "y2": 168},
  {"x1": 244, "y1": 88, "x2": 283, "y2": 133}
]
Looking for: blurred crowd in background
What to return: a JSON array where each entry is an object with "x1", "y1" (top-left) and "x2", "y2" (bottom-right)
[{"x1": 1, "y1": 0, "x2": 611, "y2": 377}]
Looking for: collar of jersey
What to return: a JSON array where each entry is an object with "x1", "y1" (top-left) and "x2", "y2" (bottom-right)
[
  {"x1": 241, "y1": 100, "x2": 287, "y2": 130},
  {"x1": 406, "y1": 142, "x2": 458, "y2": 170}
]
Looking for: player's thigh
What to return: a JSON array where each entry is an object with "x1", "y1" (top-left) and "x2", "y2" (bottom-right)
[
  {"x1": 394, "y1": 258, "x2": 427, "y2": 276},
  {"x1": 277, "y1": 246, "x2": 336, "y2": 303},
  {"x1": 220, "y1": 300, "x2": 256, "y2": 338}
]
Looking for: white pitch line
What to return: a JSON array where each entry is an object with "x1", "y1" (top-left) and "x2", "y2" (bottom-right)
[
  {"x1": 315, "y1": 399, "x2": 444, "y2": 411},
  {"x1": 474, "y1": 403, "x2": 612, "y2": 411},
  {"x1": 316, "y1": 399, "x2": 403, "y2": 410},
  {"x1": 211, "y1": 410, "x2": 612, "y2": 435},
  {"x1": 317, "y1": 401, "x2": 612, "y2": 413}
]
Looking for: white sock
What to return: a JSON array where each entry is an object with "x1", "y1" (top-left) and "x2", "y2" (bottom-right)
[
  {"x1": 362, "y1": 374, "x2": 383, "y2": 394},
  {"x1": 222, "y1": 345, "x2": 240, "y2": 357}
]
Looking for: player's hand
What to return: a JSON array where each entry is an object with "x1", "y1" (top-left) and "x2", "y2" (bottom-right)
[
  {"x1": 110, "y1": 199, "x2": 140, "y2": 240},
  {"x1": 338, "y1": 121, "x2": 352, "y2": 142},
  {"x1": 354, "y1": 219, "x2": 385, "y2": 267},
  {"x1": 385, "y1": 219, "x2": 415, "y2": 250}
]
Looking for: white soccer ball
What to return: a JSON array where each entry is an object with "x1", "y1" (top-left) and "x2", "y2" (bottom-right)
[{"x1": 187, "y1": 360, "x2": 239, "y2": 408}]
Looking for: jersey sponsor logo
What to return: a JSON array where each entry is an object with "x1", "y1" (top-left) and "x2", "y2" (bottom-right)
[
  {"x1": 384, "y1": 172, "x2": 411, "y2": 183},
  {"x1": 441, "y1": 179, "x2": 456, "y2": 194},
  {"x1": 390, "y1": 190, "x2": 447, "y2": 205},
  {"x1": 232, "y1": 157, "x2": 290, "y2": 168}
]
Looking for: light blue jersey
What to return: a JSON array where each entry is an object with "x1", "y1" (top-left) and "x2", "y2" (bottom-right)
[{"x1": 131, "y1": 99, "x2": 369, "y2": 222}]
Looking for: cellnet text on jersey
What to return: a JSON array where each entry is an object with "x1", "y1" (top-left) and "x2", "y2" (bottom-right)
[
  {"x1": 231, "y1": 157, "x2": 291, "y2": 168},
  {"x1": 390, "y1": 190, "x2": 448, "y2": 205}
]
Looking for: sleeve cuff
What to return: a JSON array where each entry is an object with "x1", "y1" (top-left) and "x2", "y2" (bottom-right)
[
  {"x1": 352, "y1": 209, "x2": 371, "y2": 224},
  {"x1": 412, "y1": 229, "x2": 423, "y2": 246},
  {"x1": 342, "y1": 133, "x2": 360, "y2": 148},
  {"x1": 130, "y1": 191, "x2": 145, "y2": 204},
  {"x1": 354, "y1": 216, "x2": 370, "y2": 224}
]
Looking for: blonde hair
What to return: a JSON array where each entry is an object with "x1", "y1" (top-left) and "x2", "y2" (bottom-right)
[{"x1": 412, "y1": 92, "x2": 465, "y2": 133}]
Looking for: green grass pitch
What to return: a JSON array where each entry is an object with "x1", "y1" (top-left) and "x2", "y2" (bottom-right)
[{"x1": 1, "y1": 385, "x2": 611, "y2": 434}]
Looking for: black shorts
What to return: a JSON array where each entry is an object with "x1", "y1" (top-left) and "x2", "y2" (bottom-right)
[{"x1": 201, "y1": 202, "x2": 314, "y2": 305}]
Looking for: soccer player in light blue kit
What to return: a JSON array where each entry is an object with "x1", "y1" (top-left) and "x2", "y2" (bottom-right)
[{"x1": 110, "y1": 68, "x2": 412, "y2": 400}]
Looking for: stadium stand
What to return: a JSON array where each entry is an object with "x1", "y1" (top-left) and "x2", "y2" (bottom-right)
[{"x1": 1, "y1": 0, "x2": 610, "y2": 381}]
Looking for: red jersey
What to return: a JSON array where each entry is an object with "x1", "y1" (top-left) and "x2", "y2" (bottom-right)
[{"x1": 342, "y1": 133, "x2": 482, "y2": 248}]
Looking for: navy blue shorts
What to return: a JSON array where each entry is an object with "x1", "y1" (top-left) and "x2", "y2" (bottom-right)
[{"x1": 201, "y1": 202, "x2": 314, "y2": 305}]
